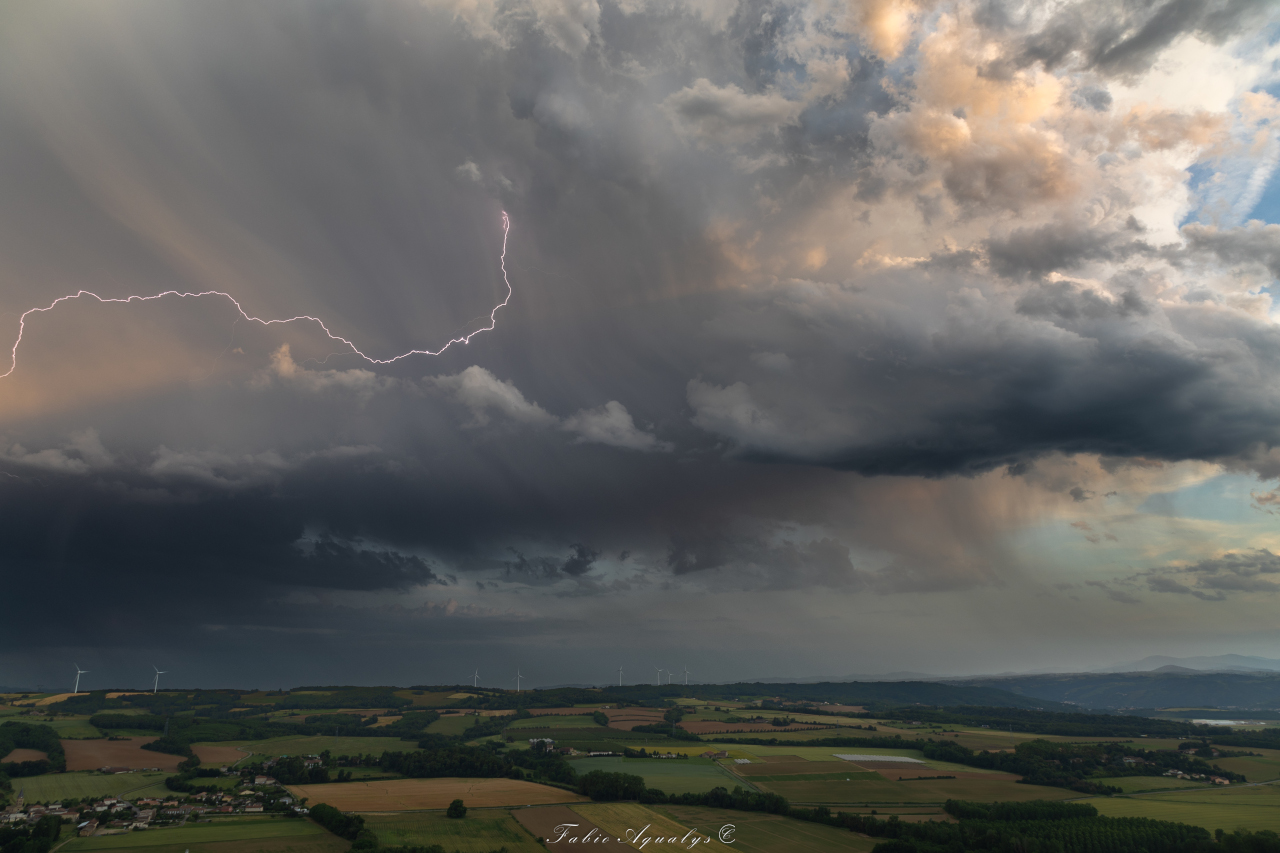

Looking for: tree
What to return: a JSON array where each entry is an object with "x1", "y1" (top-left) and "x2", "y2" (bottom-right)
[{"x1": 446, "y1": 799, "x2": 467, "y2": 819}]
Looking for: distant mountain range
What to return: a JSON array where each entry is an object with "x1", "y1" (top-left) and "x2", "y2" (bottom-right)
[
  {"x1": 1089, "y1": 654, "x2": 1280, "y2": 674},
  {"x1": 746, "y1": 654, "x2": 1280, "y2": 685}
]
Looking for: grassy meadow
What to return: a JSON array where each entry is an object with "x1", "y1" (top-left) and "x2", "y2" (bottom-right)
[
  {"x1": 197, "y1": 735, "x2": 420, "y2": 758},
  {"x1": 59, "y1": 816, "x2": 336, "y2": 852},
  {"x1": 570, "y1": 801, "x2": 875, "y2": 852},
  {"x1": 363, "y1": 810, "x2": 542, "y2": 853},
  {"x1": 1085, "y1": 783, "x2": 1280, "y2": 834},
  {"x1": 423, "y1": 714, "x2": 476, "y2": 737},
  {"x1": 568, "y1": 756, "x2": 743, "y2": 794},
  {"x1": 14, "y1": 771, "x2": 171, "y2": 803},
  {"x1": 509, "y1": 715, "x2": 602, "y2": 730}
]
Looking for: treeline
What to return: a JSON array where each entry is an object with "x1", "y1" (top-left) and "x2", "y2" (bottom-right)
[
  {"x1": 310, "y1": 803, "x2": 369, "y2": 842},
  {"x1": 0, "y1": 723, "x2": 65, "y2": 778},
  {"x1": 831, "y1": 800, "x2": 1221, "y2": 853},
  {"x1": 1202, "y1": 728, "x2": 1280, "y2": 752},
  {"x1": 920, "y1": 739, "x2": 1244, "y2": 791},
  {"x1": 381, "y1": 742, "x2": 575, "y2": 786},
  {"x1": 275, "y1": 688, "x2": 411, "y2": 711}
]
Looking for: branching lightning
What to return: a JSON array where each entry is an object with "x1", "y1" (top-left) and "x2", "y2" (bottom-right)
[{"x1": 2, "y1": 211, "x2": 513, "y2": 379}]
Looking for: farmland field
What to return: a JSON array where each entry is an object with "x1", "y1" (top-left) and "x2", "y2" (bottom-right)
[
  {"x1": 217, "y1": 735, "x2": 421, "y2": 758},
  {"x1": 570, "y1": 802, "x2": 875, "y2": 852},
  {"x1": 63, "y1": 738, "x2": 184, "y2": 772},
  {"x1": 191, "y1": 744, "x2": 252, "y2": 766},
  {"x1": 568, "y1": 757, "x2": 742, "y2": 794},
  {"x1": 1213, "y1": 755, "x2": 1280, "y2": 782},
  {"x1": 681, "y1": 722, "x2": 832, "y2": 735},
  {"x1": 1105, "y1": 776, "x2": 1214, "y2": 793},
  {"x1": 60, "y1": 816, "x2": 338, "y2": 852},
  {"x1": 289, "y1": 777, "x2": 588, "y2": 810},
  {"x1": 509, "y1": 715, "x2": 601, "y2": 730},
  {"x1": 13, "y1": 770, "x2": 171, "y2": 803},
  {"x1": 571, "y1": 802, "x2": 706, "y2": 850},
  {"x1": 656, "y1": 804, "x2": 878, "y2": 852},
  {"x1": 513, "y1": 804, "x2": 608, "y2": 849},
  {"x1": 755, "y1": 775, "x2": 1066, "y2": 804},
  {"x1": 23, "y1": 717, "x2": 102, "y2": 739},
  {"x1": 2, "y1": 748, "x2": 47, "y2": 762},
  {"x1": 424, "y1": 715, "x2": 476, "y2": 737},
  {"x1": 363, "y1": 810, "x2": 541, "y2": 852},
  {"x1": 394, "y1": 690, "x2": 458, "y2": 706},
  {"x1": 1085, "y1": 785, "x2": 1280, "y2": 833}
]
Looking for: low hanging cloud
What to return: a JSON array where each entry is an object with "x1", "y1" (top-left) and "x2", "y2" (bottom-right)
[
  {"x1": 433, "y1": 366, "x2": 667, "y2": 451},
  {"x1": 1147, "y1": 550, "x2": 1280, "y2": 601},
  {"x1": 561, "y1": 400, "x2": 673, "y2": 452}
]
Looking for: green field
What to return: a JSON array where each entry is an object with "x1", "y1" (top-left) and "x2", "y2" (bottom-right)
[
  {"x1": 572, "y1": 802, "x2": 874, "y2": 852},
  {"x1": 755, "y1": 775, "x2": 1067, "y2": 805},
  {"x1": 509, "y1": 715, "x2": 602, "y2": 730},
  {"x1": 1105, "y1": 776, "x2": 1215, "y2": 793},
  {"x1": 569, "y1": 757, "x2": 743, "y2": 795},
  {"x1": 656, "y1": 803, "x2": 877, "y2": 852},
  {"x1": 1085, "y1": 784, "x2": 1280, "y2": 833},
  {"x1": 14, "y1": 771, "x2": 171, "y2": 803},
  {"x1": 362, "y1": 811, "x2": 541, "y2": 852},
  {"x1": 1214, "y1": 755, "x2": 1280, "y2": 782},
  {"x1": 423, "y1": 715, "x2": 476, "y2": 737},
  {"x1": 60, "y1": 817, "x2": 335, "y2": 851},
  {"x1": 212, "y1": 735, "x2": 421, "y2": 758},
  {"x1": 18, "y1": 717, "x2": 102, "y2": 738}
]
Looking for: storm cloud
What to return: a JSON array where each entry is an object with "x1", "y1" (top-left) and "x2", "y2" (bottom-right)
[{"x1": 2, "y1": 0, "x2": 1279, "y2": 686}]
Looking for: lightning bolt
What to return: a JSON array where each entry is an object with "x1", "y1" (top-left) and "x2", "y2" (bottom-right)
[{"x1": 2, "y1": 211, "x2": 513, "y2": 379}]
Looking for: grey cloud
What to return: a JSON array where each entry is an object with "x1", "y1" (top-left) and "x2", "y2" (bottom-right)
[
  {"x1": 562, "y1": 401, "x2": 671, "y2": 452},
  {"x1": 0, "y1": 0, "x2": 1278, "y2": 683},
  {"x1": 1011, "y1": 0, "x2": 1271, "y2": 77},
  {"x1": 987, "y1": 221, "x2": 1149, "y2": 279},
  {"x1": 1146, "y1": 550, "x2": 1280, "y2": 600},
  {"x1": 1085, "y1": 579, "x2": 1140, "y2": 604},
  {"x1": 663, "y1": 78, "x2": 802, "y2": 146},
  {"x1": 1183, "y1": 221, "x2": 1280, "y2": 279}
]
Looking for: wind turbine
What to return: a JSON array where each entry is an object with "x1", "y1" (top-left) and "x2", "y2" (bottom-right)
[
  {"x1": 472, "y1": 670, "x2": 480, "y2": 689},
  {"x1": 152, "y1": 666, "x2": 167, "y2": 694},
  {"x1": 683, "y1": 666, "x2": 690, "y2": 686},
  {"x1": 73, "y1": 664, "x2": 88, "y2": 694},
  {"x1": 514, "y1": 669, "x2": 523, "y2": 692},
  {"x1": 654, "y1": 666, "x2": 661, "y2": 686},
  {"x1": 617, "y1": 666, "x2": 623, "y2": 687}
]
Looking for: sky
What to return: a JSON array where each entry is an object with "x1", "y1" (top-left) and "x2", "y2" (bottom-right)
[{"x1": 3, "y1": 0, "x2": 1280, "y2": 692}]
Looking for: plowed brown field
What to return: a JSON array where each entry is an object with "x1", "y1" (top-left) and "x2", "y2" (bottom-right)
[
  {"x1": 62, "y1": 737, "x2": 184, "y2": 771},
  {"x1": 2, "y1": 749, "x2": 47, "y2": 763},
  {"x1": 287, "y1": 778, "x2": 588, "y2": 811}
]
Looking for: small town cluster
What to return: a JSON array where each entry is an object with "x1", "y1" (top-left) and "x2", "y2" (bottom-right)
[{"x1": 1, "y1": 758, "x2": 315, "y2": 839}]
